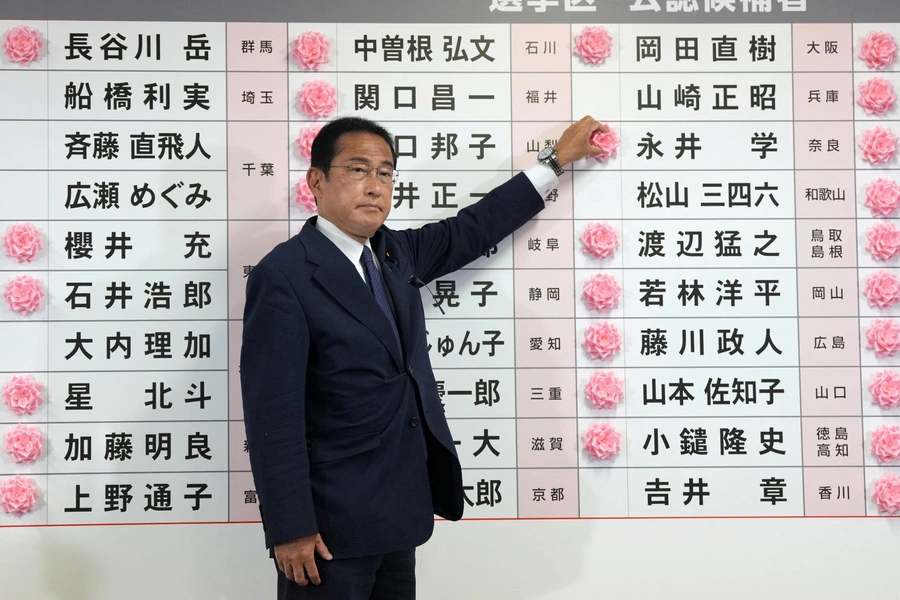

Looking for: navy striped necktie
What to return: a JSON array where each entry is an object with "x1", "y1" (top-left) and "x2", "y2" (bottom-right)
[{"x1": 360, "y1": 246, "x2": 402, "y2": 353}]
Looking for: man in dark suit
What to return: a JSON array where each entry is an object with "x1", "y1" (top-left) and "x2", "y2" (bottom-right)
[{"x1": 240, "y1": 115, "x2": 605, "y2": 599}]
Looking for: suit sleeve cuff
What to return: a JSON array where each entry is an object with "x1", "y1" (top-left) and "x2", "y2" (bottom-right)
[{"x1": 523, "y1": 162, "x2": 559, "y2": 200}]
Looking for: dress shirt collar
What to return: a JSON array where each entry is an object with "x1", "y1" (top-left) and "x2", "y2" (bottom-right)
[{"x1": 314, "y1": 215, "x2": 377, "y2": 274}]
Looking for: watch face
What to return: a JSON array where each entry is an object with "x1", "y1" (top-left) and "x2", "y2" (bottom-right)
[{"x1": 537, "y1": 147, "x2": 554, "y2": 161}]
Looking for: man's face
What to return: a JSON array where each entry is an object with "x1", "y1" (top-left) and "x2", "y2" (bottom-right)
[{"x1": 307, "y1": 132, "x2": 395, "y2": 243}]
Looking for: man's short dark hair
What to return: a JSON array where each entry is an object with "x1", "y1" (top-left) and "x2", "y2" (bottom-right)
[{"x1": 310, "y1": 116, "x2": 397, "y2": 177}]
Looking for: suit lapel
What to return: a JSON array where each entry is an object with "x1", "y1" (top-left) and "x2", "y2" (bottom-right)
[{"x1": 299, "y1": 219, "x2": 404, "y2": 371}]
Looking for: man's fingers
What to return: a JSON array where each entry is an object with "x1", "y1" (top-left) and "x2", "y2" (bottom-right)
[
  {"x1": 315, "y1": 537, "x2": 334, "y2": 560},
  {"x1": 292, "y1": 560, "x2": 311, "y2": 586},
  {"x1": 274, "y1": 535, "x2": 323, "y2": 587},
  {"x1": 305, "y1": 557, "x2": 322, "y2": 585}
]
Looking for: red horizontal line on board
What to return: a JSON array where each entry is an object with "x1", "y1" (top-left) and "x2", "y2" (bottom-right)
[{"x1": 2, "y1": 514, "x2": 898, "y2": 529}]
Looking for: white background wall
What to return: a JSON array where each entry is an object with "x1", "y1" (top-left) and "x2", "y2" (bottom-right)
[{"x1": 2, "y1": 518, "x2": 900, "y2": 599}]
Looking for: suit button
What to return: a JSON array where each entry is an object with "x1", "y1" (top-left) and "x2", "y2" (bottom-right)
[
  {"x1": 407, "y1": 366, "x2": 414, "y2": 375},
  {"x1": 409, "y1": 417, "x2": 419, "y2": 427}
]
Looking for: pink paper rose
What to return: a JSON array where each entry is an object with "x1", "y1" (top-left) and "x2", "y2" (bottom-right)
[
  {"x1": 583, "y1": 321, "x2": 622, "y2": 360},
  {"x1": 3, "y1": 375, "x2": 43, "y2": 416},
  {"x1": 582, "y1": 273, "x2": 621, "y2": 312},
  {"x1": 872, "y1": 473, "x2": 900, "y2": 514},
  {"x1": 858, "y1": 77, "x2": 897, "y2": 116},
  {"x1": 297, "y1": 80, "x2": 337, "y2": 119},
  {"x1": 4, "y1": 424, "x2": 43, "y2": 464},
  {"x1": 573, "y1": 25, "x2": 613, "y2": 65},
  {"x1": 866, "y1": 318, "x2": 900, "y2": 357},
  {"x1": 582, "y1": 422, "x2": 621, "y2": 461},
  {"x1": 589, "y1": 126, "x2": 619, "y2": 162},
  {"x1": 584, "y1": 371, "x2": 624, "y2": 410},
  {"x1": 0, "y1": 475, "x2": 38, "y2": 516},
  {"x1": 3, "y1": 274, "x2": 43, "y2": 316},
  {"x1": 865, "y1": 178, "x2": 900, "y2": 217},
  {"x1": 292, "y1": 31, "x2": 330, "y2": 71},
  {"x1": 871, "y1": 424, "x2": 900, "y2": 463},
  {"x1": 4, "y1": 223, "x2": 42, "y2": 263},
  {"x1": 866, "y1": 222, "x2": 900, "y2": 261},
  {"x1": 859, "y1": 126, "x2": 899, "y2": 165},
  {"x1": 296, "y1": 124, "x2": 322, "y2": 161},
  {"x1": 294, "y1": 178, "x2": 317, "y2": 213},
  {"x1": 864, "y1": 270, "x2": 900, "y2": 308},
  {"x1": 3, "y1": 25, "x2": 42, "y2": 66},
  {"x1": 859, "y1": 31, "x2": 898, "y2": 70},
  {"x1": 870, "y1": 370, "x2": 900, "y2": 409},
  {"x1": 580, "y1": 222, "x2": 619, "y2": 260}
]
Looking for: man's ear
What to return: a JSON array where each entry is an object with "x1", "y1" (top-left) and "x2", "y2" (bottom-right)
[{"x1": 307, "y1": 166, "x2": 324, "y2": 199}]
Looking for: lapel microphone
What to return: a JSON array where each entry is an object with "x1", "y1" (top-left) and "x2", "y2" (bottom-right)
[{"x1": 408, "y1": 275, "x2": 445, "y2": 315}]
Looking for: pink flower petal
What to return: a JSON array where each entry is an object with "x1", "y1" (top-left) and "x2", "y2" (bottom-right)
[
  {"x1": 580, "y1": 222, "x2": 619, "y2": 260},
  {"x1": 582, "y1": 422, "x2": 621, "y2": 461},
  {"x1": 589, "y1": 125, "x2": 620, "y2": 163},
  {"x1": 297, "y1": 80, "x2": 337, "y2": 119},
  {"x1": 3, "y1": 25, "x2": 42, "y2": 66},
  {"x1": 574, "y1": 25, "x2": 613, "y2": 65},
  {"x1": 294, "y1": 179, "x2": 317, "y2": 213},
  {"x1": 0, "y1": 474, "x2": 38, "y2": 516},
  {"x1": 584, "y1": 371, "x2": 624, "y2": 410},
  {"x1": 859, "y1": 31, "x2": 899, "y2": 70},
  {"x1": 583, "y1": 321, "x2": 622, "y2": 360},
  {"x1": 3, "y1": 274, "x2": 44, "y2": 316},
  {"x1": 292, "y1": 31, "x2": 330, "y2": 71},
  {"x1": 870, "y1": 370, "x2": 900, "y2": 409}
]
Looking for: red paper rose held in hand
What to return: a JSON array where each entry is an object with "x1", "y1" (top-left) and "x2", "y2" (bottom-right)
[
  {"x1": 584, "y1": 371, "x2": 624, "y2": 410},
  {"x1": 3, "y1": 274, "x2": 43, "y2": 316},
  {"x1": 866, "y1": 222, "x2": 900, "y2": 261},
  {"x1": 583, "y1": 321, "x2": 622, "y2": 360},
  {"x1": 573, "y1": 25, "x2": 613, "y2": 65},
  {"x1": 3, "y1": 375, "x2": 43, "y2": 416},
  {"x1": 859, "y1": 31, "x2": 898, "y2": 70},
  {"x1": 580, "y1": 222, "x2": 619, "y2": 260},
  {"x1": 296, "y1": 124, "x2": 322, "y2": 161},
  {"x1": 582, "y1": 272, "x2": 621, "y2": 312},
  {"x1": 297, "y1": 80, "x2": 337, "y2": 119},
  {"x1": 866, "y1": 318, "x2": 900, "y2": 357},
  {"x1": 3, "y1": 25, "x2": 42, "y2": 66},
  {"x1": 0, "y1": 475, "x2": 38, "y2": 516},
  {"x1": 859, "y1": 126, "x2": 899, "y2": 165},
  {"x1": 865, "y1": 178, "x2": 900, "y2": 217},
  {"x1": 858, "y1": 78, "x2": 897, "y2": 116},
  {"x1": 589, "y1": 126, "x2": 619, "y2": 162},
  {"x1": 864, "y1": 270, "x2": 900, "y2": 308},
  {"x1": 292, "y1": 31, "x2": 330, "y2": 70},
  {"x1": 870, "y1": 370, "x2": 900, "y2": 409},
  {"x1": 582, "y1": 422, "x2": 621, "y2": 461},
  {"x1": 4, "y1": 424, "x2": 43, "y2": 464},
  {"x1": 871, "y1": 424, "x2": 900, "y2": 463},
  {"x1": 295, "y1": 178, "x2": 317, "y2": 214},
  {"x1": 4, "y1": 223, "x2": 42, "y2": 263}
]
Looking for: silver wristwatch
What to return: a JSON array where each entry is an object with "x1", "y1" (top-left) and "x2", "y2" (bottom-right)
[{"x1": 537, "y1": 145, "x2": 564, "y2": 176}]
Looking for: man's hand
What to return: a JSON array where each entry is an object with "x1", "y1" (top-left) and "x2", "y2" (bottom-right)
[
  {"x1": 274, "y1": 533, "x2": 333, "y2": 586},
  {"x1": 555, "y1": 115, "x2": 608, "y2": 166}
]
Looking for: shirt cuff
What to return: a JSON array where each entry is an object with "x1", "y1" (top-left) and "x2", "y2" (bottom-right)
[{"x1": 523, "y1": 162, "x2": 559, "y2": 200}]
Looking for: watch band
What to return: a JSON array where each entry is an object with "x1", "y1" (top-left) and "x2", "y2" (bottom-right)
[{"x1": 540, "y1": 149, "x2": 564, "y2": 176}]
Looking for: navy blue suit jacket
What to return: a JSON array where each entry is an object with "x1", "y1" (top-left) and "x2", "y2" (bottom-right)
[{"x1": 240, "y1": 172, "x2": 544, "y2": 558}]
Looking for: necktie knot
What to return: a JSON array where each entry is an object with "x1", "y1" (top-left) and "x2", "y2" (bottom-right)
[{"x1": 361, "y1": 246, "x2": 376, "y2": 269}]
